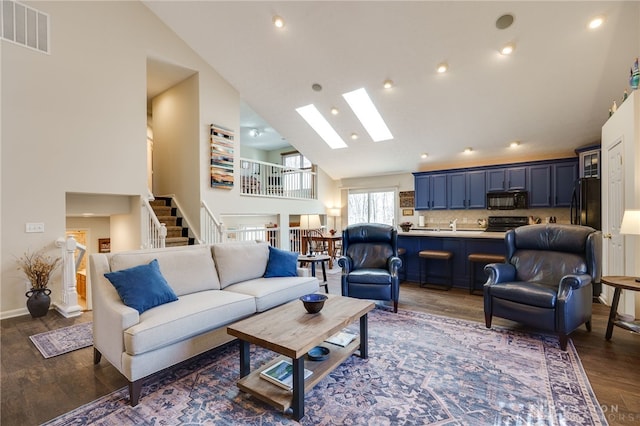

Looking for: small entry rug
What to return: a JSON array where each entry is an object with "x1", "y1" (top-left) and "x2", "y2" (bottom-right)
[
  {"x1": 43, "y1": 309, "x2": 607, "y2": 425},
  {"x1": 29, "y1": 322, "x2": 92, "y2": 359}
]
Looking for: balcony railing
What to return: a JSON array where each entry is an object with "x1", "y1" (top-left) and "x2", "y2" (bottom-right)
[{"x1": 239, "y1": 159, "x2": 316, "y2": 200}]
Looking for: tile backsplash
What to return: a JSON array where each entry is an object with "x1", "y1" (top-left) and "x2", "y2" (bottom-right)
[{"x1": 403, "y1": 208, "x2": 571, "y2": 230}]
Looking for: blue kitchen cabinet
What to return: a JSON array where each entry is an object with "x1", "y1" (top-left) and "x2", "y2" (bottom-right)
[
  {"x1": 528, "y1": 165, "x2": 552, "y2": 207},
  {"x1": 553, "y1": 161, "x2": 578, "y2": 206},
  {"x1": 487, "y1": 167, "x2": 526, "y2": 191},
  {"x1": 414, "y1": 173, "x2": 447, "y2": 210},
  {"x1": 448, "y1": 170, "x2": 486, "y2": 209}
]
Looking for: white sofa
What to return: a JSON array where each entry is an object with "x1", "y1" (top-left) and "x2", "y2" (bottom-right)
[{"x1": 90, "y1": 241, "x2": 319, "y2": 406}]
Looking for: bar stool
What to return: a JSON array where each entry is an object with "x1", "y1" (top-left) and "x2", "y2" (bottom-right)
[
  {"x1": 468, "y1": 253, "x2": 505, "y2": 294},
  {"x1": 398, "y1": 248, "x2": 407, "y2": 281},
  {"x1": 418, "y1": 250, "x2": 453, "y2": 290}
]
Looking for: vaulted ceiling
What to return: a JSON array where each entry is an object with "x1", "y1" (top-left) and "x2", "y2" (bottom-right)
[{"x1": 144, "y1": 1, "x2": 639, "y2": 180}]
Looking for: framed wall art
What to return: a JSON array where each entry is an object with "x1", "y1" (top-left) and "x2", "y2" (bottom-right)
[
  {"x1": 210, "y1": 124, "x2": 234, "y2": 189},
  {"x1": 399, "y1": 191, "x2": 415, "y2": 208},
  {"x1": 98, "y1": 238, "x2": 111, "y2": 253}
]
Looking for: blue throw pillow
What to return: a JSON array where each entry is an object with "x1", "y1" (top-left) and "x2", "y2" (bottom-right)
[
  {"x1": 104, "y1": 259, "x2": 178, "y2": 314},
  {"x1": 264, "y1": 246, "x2": 298, "y2": 278}
]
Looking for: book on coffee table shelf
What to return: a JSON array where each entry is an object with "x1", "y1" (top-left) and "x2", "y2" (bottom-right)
[
  {"x1": 260, "y1": 359, "x2": 313, "y2": 391},
  {"x1": 324, "y1": 331, "x2": 356, "y2": 347}
]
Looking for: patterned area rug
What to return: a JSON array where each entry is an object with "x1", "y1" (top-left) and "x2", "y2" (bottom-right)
[
  {"x1": 43, "y1": 309, "x2": 606, "y2": 425},
  {"x1": 29, "y1": 322, "x2": 92, "y2": 359}
]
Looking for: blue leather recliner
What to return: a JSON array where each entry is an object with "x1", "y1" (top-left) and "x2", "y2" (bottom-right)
[
  {"x1": 483, "y1": 224, "x2": 602, "y2": 350},
  {"x1": 338, "y1": 223, "x2": 402, "y2": 313}
]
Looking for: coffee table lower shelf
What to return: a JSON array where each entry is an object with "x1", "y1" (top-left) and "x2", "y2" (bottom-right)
[{"x1": 237, "y1": 339, "x2": 360, "y2": 413}]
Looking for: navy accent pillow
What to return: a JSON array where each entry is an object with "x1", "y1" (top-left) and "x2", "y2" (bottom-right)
[
  {"x1": 104, "y1": 259, "x2": 178, "y2": 314},
  {"x1": 264, "y1": 246, "x2": 298, "y2": 278}
]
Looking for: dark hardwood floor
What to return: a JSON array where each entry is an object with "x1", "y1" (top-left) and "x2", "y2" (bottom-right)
[{"x1": 2, "y1": 273, "x2": 639, "y2": 425}]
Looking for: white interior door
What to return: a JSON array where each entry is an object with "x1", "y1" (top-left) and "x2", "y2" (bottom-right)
[{"x1": 604, "y1": 139, "x2": 630, "y2": 313}]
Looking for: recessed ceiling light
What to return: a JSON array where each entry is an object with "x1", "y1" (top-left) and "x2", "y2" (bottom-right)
[
  {"x1": 437, "y1": 63, "x2": 448, "y2": 73},
  {"x1": 588, "y1": 16, "x2": 604, "y2": 29},
  {"x1": 342, "y1": 88, "x2": 393, "y2": 142},
  {"x1": 420, "y1": 153, "x2": 428, "y2": 159},
  {"x1": 249, "y1": 128, "x2": 261, "y2": 137},
  {"x1": 350, "y1": 133, "x2": 359, "y2": 140},
  {"x1": 296, "y1": 104, "x2": 347, "y2": 149},
  {"x1": 496, "y1": 14, "x2": 514, "y2": 30},
  {"x1": 464, "y1": 147, "x2": 473, "y2": 154},
  {"x1": 273, "y1": 15, "x2": 285, "y2": 28},
  {"x1": 500, "y1": 43, "x2": 515, "y2": 55},
  {"x1": 383, "y1": 79, "x2": 394, "y2": 89},
  {"x1": 330, "y1": 107, "x2": 339, "y2": 115},
  {"x1": 510, "y1": 141, "x2": 520, "y2": 148},
  {"x1": 311, "y1": 83, "x2": 322, "y2": 92}
]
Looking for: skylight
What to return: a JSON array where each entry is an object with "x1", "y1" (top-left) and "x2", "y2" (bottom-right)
[
  {"x1": 296, "y1": 104, "x2": 348, "y2": 149},
  {"x1": 342, "y1": 88, "x2": 393, "y2": 142}
]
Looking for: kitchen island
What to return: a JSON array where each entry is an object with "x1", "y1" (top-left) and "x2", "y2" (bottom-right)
[{"x1": 398, "y1": 229, "x2": 506, "y2": 290}]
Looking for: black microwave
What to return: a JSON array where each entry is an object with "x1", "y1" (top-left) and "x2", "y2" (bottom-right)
[{"x1": 486, "y1": 191, "x2": 528, "y2": 210}]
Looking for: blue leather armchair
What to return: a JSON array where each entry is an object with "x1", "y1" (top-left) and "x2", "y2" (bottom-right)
[
  {"x1": 338, "y1": 223, "x2": 402, "y2": 313},
  {"x1": 484, "y1": 224, "x2": 602, "y2": 350}
]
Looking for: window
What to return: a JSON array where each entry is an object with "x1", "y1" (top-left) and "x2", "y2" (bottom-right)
[
  {"x1": 281, "y1": 151, "x2": 315, "y2": 197},
  {"x1": 347, "y1": 189, "x2": 396, "y2": 226}
]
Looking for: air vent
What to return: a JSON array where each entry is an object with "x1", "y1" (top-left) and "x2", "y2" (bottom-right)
[{"x1": 1, "y1": 0, "x2": 49, "y2": 54}]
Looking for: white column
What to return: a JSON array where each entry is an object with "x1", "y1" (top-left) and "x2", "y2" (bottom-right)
[{"x1": 53, "y1": 237, "x2": 83, "y2": 318}]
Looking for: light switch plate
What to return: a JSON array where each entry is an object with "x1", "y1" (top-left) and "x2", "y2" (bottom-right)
[{"x1": 25, "y1": 223, "x2": 45, "y2": 233}]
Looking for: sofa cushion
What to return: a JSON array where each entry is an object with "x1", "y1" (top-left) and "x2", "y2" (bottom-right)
[
  {"x1": 123, "y1": 290, "x2": 256, "y2": 356},
  {"x1": 224, "y1": 276, "x2": 319, "y2": 312},
  {"x1": 264, "y1": 246, "x2": 298, "y2": 278},
  {"x1": 109, "y1": 245, "x2": 220, "y2": 295},
  {"x1": 104, "y1": 259, "x2": 178, "y2": 314},
  {"x1": 212, "y1": 241, "x2": 269, "y2": 288}
]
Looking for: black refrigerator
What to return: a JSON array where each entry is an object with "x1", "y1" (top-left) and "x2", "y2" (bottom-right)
[{"x1": 570, "y1": 178, "x2": 601, "y2": 230}]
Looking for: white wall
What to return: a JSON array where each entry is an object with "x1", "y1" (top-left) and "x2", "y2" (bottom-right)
[
  {"x1": 0, "y1": 1, "x2": 243, "y2": 316},
  {"x1": 152, "y1": 73, "x2": 201, "y2": 233},
  {"x1": 1, "y1": 1, "x2": 341, "y2": 317}
]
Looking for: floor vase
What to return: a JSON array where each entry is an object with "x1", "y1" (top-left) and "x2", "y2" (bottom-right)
[{"x1": 26, "y1": 288, "x2": 51, "y2": 318}]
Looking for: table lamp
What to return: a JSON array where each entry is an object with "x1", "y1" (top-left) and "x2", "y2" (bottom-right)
[
  {"x1": 327, "y1": 208, "x2": 341, "y2": 234},
  {"x1": 299, "y1": 214, "x2": 321, "y2": 256},
  {"x1": 619, "y1": 209, "x2": 640, "y2": 282}
]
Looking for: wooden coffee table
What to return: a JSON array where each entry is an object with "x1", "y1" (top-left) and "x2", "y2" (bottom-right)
[{"x1": 226, "y1": 294, "x2": 374, "y2": 421}]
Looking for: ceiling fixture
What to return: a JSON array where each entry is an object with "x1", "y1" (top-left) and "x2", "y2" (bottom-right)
[
  {"x1": 383, "y1": 79, "x2": 394, "y2": 89},
  {"x1": 342, "y1": 88, "x2": 393, "y2": 142},
  {"x1": 249, "y1": 128, "x2": 261, "y2": 137},
  {"x1": 500, "y1": 42, "x2": 515, "y2": 55},
  {"x1": 588, "y1": 16, "x2": 604, "y2": 29},
  {"x1": 420, "y1": 153, "x2": 428, "y2": 159},
  {"x1": 464, "y1": 147, "x2": 473, "y2": 154},
  {"x1": 311, "y1": 83, "x2": 323, "y2": 92},
  {"x1": 350, "y1": 133, "x2": 359, "y2": 140},
  {"x1": 330, "y1": 107, "x2": 339, "y2": 115},
  {"x1": 296, "y1": 104, "x2": 347, "y2": 149},
  {"x1": 510, "y1": 141, "x2": 520, "y2": 148},
  {"x1": 495, "y1": 14, "x2": 514, "y2": 30},
  {"x1": 437, "y1": 62, "x2": 448, "y2": 73},
  {"x1": 272, "y1": 15, "x2": 285, "y2": 28}
]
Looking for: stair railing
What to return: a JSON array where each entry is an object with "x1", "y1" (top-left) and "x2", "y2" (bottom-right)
[
  {"x1": 141, "y1": 197, "x2": 167, "y2": 249},
  {"x1": 201, "y1": 201, "x2": 224, "y2": 244}
]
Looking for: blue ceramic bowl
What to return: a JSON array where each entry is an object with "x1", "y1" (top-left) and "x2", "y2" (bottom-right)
[{"x1": 300, "y1": 293, "x2": 328, "y2": 313}]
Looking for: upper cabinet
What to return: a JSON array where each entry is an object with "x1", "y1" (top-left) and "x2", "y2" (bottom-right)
[
  {"x1": 527, "y1": 160, "x2": 578, "y2": 208},
  {"x1": 576, "y1": 145, "x2": 601, "y2": 178},
  {"x1": 414, "y1": 174, "x2": 447, "y2": 210},
  {"x1": 414, "y1": 158, "x2": 577, "y2": 211},
  {"x1": 487, "y1": 167, "x2": 526, "y2": 191},
  {"x1": 448, "y1": 170, "x2": 486, "y2": 209}
]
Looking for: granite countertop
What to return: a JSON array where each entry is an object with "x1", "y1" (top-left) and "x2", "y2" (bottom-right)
[{"x1": 398, "y1": 228, "x2": 505, "y2": 239}]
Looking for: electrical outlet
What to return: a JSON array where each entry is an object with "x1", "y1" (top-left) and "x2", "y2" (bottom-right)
[{"x1": 25, "y1": 223, "x2": 45, "y2": 233}]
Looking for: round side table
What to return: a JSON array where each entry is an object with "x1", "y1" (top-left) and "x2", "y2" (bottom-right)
[{"x1": 601, "y1": 276, "x2": 640, "y2": 340}]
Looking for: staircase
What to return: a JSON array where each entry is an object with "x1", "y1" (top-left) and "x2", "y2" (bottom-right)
[{"x1": 150, "y1": 197, "x2": 195, "y2": 247}]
